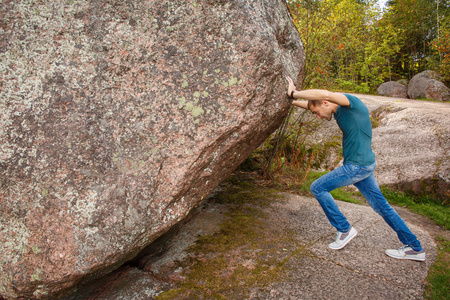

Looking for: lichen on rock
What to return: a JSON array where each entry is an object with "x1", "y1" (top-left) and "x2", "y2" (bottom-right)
[{"x1": 0, "y1": 0, "x2": 304, "y2": 298}]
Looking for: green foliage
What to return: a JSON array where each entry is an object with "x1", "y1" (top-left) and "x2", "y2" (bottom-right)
[
  {"x1": 381, "y1": 0, "x2": 442, "y2": 78},
  {"x1": 287, "y1": 0, "x2": 450, "y2": 91},
  {"x1": 288, "y1": 0, "x2": 389, "y2": 91},
  {"x1": 335, "y1": 79, "x2": 371, "y2": 93},
  {"x1": 429, "y1": 16, "x2": 450, "y2": 82}
]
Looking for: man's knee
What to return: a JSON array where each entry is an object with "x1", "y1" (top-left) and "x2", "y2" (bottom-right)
[{"x1": 310, "y1": 179, "x2": 321, "y2": 196}]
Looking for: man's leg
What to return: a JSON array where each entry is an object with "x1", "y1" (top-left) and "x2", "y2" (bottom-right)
[
  {"x1": 310, "y1": 163, "x2": 371, "y2": 232},
  {"x1": 353, "y1": 174, "x2": 423, "y2": 251}
]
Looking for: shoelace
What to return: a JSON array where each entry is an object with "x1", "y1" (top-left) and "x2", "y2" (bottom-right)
[
  {"x1": 334, "y1": 231, "x2": 343, "y2": 241},
  {"x1": 398, "y1": 245, "x2": 411, "y2": 251}
]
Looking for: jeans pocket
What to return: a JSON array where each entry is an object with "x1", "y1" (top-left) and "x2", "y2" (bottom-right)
[
  {"x1": 360, "y1": 163, "x2": 376, "y2": 173},
  {"x1": 352, "y1": 164, "x2": 375, "y2": 182},
  {"x1": 342, "y1": 163, "x2": 360, "y2": 176}
]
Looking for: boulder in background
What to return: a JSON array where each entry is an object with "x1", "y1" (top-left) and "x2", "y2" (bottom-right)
[
  {"x1": 377, "y1": 81, "x2": 408, "y2": 98},
  {"x1": 407, "y1": 70, "x2": 450, "y2": 101}
]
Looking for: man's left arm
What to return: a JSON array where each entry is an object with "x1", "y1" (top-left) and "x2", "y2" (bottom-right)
[{"x1": 286, "y1": 76, "x2": 350, "y2": 107}]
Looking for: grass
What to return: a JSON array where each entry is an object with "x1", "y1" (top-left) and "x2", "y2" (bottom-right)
[
  {"x1": 425, "y1": 236, "x2": 450, "y2": 300},
  {"x1": 416, "y1": 97, "x2": 443, "y2": 102},
  {"x1": 155, "y1": 174, "x2": 303, "y2": 299},
  {"x1": 380, "y1": 187, "x2": 450, "y2": 231}
]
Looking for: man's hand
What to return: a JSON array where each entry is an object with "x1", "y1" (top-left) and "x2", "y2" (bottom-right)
[
  {"x1": 286, "y1": 76, "x2": 308, "y2": 109},
  {"x1": 286, "y1": 76, "x2": 296, "y2": 98}
]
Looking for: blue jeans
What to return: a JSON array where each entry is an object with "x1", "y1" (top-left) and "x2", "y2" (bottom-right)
[{"x1": 310, "y1": 162, "x2": 422, "y2": 251}]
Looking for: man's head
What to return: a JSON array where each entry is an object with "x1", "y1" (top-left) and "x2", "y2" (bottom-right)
[
  {"x1": 307, "y1": 100, "x2": 338, "y2": 121},
  {"x1": 307, "y1": 100, "x2": 323, "y2": 111}
]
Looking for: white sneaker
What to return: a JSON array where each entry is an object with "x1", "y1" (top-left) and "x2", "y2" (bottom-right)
[
  {"x1": 385, "y1": 245, "x2": 426, "y2": 261},
  {"x1": 329, "y1": 227, "x2": 357, "y2": 250}
]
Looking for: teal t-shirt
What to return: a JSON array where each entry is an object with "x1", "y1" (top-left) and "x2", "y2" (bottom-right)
[{"x1": 334, "y1": 94, "x2": 375, "y2": 166}]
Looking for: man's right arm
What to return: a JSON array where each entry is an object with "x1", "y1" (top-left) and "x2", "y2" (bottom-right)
[{"x1": 292, "y1": 100, "x2": 308, "y2": 110}]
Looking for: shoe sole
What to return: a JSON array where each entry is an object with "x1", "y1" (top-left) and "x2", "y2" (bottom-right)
[
  {"x1": 385, "y1": 251, "x2": 426, "y2": 262},
  {"x1": 328, "y1": 230, "x2": 357, "y2": 250}
]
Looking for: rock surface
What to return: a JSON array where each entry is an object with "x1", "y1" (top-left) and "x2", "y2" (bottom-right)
[
  {"x1": 362, "y1": 95, "x2": 449, "y2": 198},
  {"x1": 407, "y1": 70, "x2": 450, "y2": 101},
  {"x1": 377, "y1": 81, "x2": 408, "y2": 98},
  {"x1": 0, "y1": 0, "x2": 304, "y2": 298}
]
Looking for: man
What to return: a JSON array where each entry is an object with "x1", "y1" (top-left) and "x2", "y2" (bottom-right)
[{"x1": 286, "y1": 76, "x2": 425, "y2": 261}]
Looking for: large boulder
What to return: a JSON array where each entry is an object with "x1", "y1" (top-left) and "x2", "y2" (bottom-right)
[
  {"x1": 407, "y1": 70, "x2": 450, "y2": 101},
  {"x1": 377, "y1": 81, "x2": 408, "y2": 98},
  {"x1": 0, "y1": 1, "x2": 304, "y2": 298}
]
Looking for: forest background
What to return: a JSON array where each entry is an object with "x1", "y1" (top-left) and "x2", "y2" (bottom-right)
[{"x1": 286, "y1": 0, "x2": 450, "y2": 93}]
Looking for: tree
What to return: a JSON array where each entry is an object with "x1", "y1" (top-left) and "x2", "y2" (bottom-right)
[
  {"x1": 288, "y1": 0, "x2": 336, "y2": 89},
  {"x1": 287, "y1": 0, "x2": 450, "y2": 91},
  {"x1": 288, "y1": 0, "x2": 383, "y2": 91},
  {"x1": 382, "y1": 0, "x2": 441, "y2": 78},
  {"x1": 429, "y1": 0, "x2": 450, "y2": 82}
]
